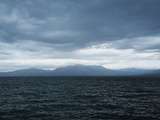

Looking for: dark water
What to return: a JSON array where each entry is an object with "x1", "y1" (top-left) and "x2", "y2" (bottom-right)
[{"x1": 0, "y1": 77, "x2": 160, "y2": 120}]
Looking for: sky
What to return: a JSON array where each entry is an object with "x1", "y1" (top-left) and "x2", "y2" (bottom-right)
[{"x1": 0, "y1": 0, "x2": 160, "y2": 71}]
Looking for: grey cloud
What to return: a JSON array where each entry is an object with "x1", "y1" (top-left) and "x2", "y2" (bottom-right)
[
  {"x1": 0, "y1": 0, "x2": 160, "y2": 70},
  {"x1": 0, "y1": 0, "x2": 160, "y2": 49},
  {"x1": 109, "y1": 36, "x2": 160, "y2": 51}
]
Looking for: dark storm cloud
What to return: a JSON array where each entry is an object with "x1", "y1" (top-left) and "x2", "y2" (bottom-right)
[{"x1": 0, "y1": 0, "x2": 160, "y2": 50}]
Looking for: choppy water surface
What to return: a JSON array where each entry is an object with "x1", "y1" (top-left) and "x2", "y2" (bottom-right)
[{"x1": 0, "y1": 77, "x2": 160, "y2": 120}]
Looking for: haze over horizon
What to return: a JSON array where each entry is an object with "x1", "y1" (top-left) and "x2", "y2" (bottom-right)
[{"x1": 0, "y1": 0, "x2": 160, "y2": 72}]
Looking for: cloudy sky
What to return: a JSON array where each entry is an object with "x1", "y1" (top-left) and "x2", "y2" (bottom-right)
[{"x1": 0, "y1": 0, "x2": 160, "y2": 71}]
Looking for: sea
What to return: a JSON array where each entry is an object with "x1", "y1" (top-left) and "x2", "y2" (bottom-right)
[{"x1": 0, "y1": 77, "x2": 160, "y2": 120}]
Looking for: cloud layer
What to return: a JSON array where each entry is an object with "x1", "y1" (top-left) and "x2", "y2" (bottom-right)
[{"x1": 0, "y1": 0, "x2": 160, "y2": 71}]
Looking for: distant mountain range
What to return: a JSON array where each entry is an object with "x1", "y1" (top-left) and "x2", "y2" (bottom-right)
[{"x1": 0, "y1": 65, "x2": 159, "y2": 77}]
